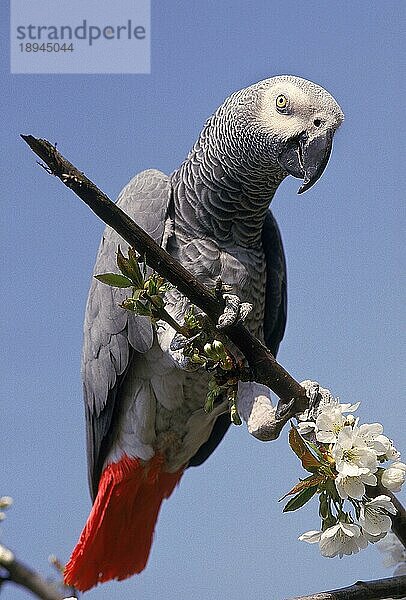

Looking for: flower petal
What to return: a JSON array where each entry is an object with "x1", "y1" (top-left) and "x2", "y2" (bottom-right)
[
  {"x1": 316, "y1": 430, "x2": 337, "y2": 443},
  {"x1": 298, "y1": 530, "x2": 322, "y2": 543},
  {"x1": 381, "y1": 463, "x2": 406, "y2": 492}
]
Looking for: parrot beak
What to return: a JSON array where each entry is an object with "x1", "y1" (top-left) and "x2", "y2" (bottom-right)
[{"x1": 278, "y1": 130, "x2": 333, "y2": 194}]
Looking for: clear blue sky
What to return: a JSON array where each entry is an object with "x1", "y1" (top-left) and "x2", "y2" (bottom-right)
[{"x1": 1, "y1": 2, "x2": 405, "y2": 599}]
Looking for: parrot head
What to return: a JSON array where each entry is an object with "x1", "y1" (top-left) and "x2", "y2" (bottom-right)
[
  {"x1": 259, "y1": 76, "x2": 344, "y2": 193},
  {"x1": 218, "y1": 75, "x2": 344, "y2": 195},
  {"x1": 262, "y1": 76, "x2": 344, "y2": 193}
]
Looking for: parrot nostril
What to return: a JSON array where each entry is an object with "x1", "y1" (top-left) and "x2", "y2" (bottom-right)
[{"x1": 313, "y1": 118, "x2": 322, "y2": 128}]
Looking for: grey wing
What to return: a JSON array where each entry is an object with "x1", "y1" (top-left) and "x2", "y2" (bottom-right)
[
  {"x1": 262, "y1": 209, "x2": 287, "y2": 356},
  {"x1": 82, "y1": 169, "x2": 172, "y2": 499}
]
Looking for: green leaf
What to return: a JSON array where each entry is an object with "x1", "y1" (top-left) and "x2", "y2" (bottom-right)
[
  {"x1": 116, "y1": 247, "x2": 143, "y2": 287},
  {"x1": 95, "y1": 273, "x2": 133, "y2": 288},
  {"x1": 283, "y1": 485, "x2": 318, "y2": 513},
  {"x1": 132, "y1": 288, "x2": 143, "y2": 301},
  {"x1": 134, "y1": 301, "x2": 152, "y2": 316},
  {"x1": 120, "y1": 299, "x2": 136, "y2": 311},
  {"x1": 306, "y1": 440, "x2": 325, "y2": 460}
]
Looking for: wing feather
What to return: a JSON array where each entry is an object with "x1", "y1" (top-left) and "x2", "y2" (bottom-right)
[{"x1": 82, "y1": 169, "x2": 171, "y2": 498}]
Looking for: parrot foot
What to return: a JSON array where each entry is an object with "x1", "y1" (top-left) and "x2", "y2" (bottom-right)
[
  {"x1": 295, "y1": 380, "x2": 340, "y2": 426},
  {"x1": 216, "y1": 294, "x2": 252, "y2": 329}
]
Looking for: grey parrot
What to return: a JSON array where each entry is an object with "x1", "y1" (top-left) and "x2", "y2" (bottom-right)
[{"x1": 65, "y1": 75, "x2": 343, "y2": 591}]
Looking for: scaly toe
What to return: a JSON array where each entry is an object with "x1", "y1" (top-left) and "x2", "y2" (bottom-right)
[{"x1": 216, "y1": 294, "x2": 252, "y2": 329}]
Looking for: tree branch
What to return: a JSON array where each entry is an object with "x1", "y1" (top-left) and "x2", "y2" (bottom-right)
[
  {"x1": 287, "y1": 574, "x2": 406, "y2": 600},
  {"x1": 0, "y1": 544, "x2": 72, "y2": 600}
]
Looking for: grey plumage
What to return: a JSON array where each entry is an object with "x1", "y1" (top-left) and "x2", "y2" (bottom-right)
[
  {"x1": 83, "y1": 75, "x2": 343, "y2": 498},
  {"x1": 83, "y1": 169, "x2": 172, "y2": 497}
]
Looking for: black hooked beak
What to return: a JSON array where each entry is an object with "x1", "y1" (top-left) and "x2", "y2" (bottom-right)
[{"x1": 278, "y1": 130, "x2": 333, "y2": 194}]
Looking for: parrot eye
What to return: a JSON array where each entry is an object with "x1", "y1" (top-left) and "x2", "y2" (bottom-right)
[{"x1": 276, "y1": 94, "x2": 289, "y2": 111}]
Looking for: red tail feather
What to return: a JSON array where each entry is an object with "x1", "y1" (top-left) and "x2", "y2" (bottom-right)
[{"x1": 64, "y1": 454, "x2": 183, "y2": 592}]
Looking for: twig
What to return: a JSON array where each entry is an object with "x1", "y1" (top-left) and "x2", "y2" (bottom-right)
[
  {"x1": 286, "y1": 574, "x2": 406, "y2": 600},
  {"x1": 0, "y1": 544, "x2": 68, "y2": 600}
]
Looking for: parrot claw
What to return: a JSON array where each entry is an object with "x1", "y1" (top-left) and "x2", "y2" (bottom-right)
[
  {"x1": 216, "y1": 293, "x2": 252, "y2": 329},
  {"x1": 275, "y1": 397, "x2": 296, "y2": 420},
  {"x1": 170, "y1": 332, "x2": 189, "y2": 352},
  {"x1": 169, "y1": 333, "x2": 201, "y2": 371}
]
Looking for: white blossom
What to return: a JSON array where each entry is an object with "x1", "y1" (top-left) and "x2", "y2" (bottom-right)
[
  {"x1": 0, "y1": 497, "x2": 13, "y2": 509},
  {"x1": 291, "y1": 383, "x2": 403, "y2": 565},
  {"x1": 359, "y1": 495, "x2": 396, "y2": 536},
  {"x1": 357, "y1": 423, "x2": 388, "y2": 454},
  {"x1": 335, "y1": 471, "x2": 377, "y2": 499},
  {"x1": 311, "y1": 401, "x2": 360, "y2": 444},
  {"x1": 299, "y1": 522, "x2": 366, "y2": 557},
  {"x1": 356, "y1": 425, "x2": 401, "y2": 461},
  {"x1": 333, "y1": 425, "x2": 379, "y2": 478},
  {"x1": 315, "y1": 405, "x2": 346, "y2": 443},
  {"x1": 0, "y1": 544, "x2": 14, "y2": 564},
  {"x1": 319, "y1": 522, "x2": 365, "y2": 558},
  {"x1": 381, "y1": 462, "x2": 406, "y2": 492},
  {"x1": 0, "y1": 496, "x2": 13, "y2": 523}
]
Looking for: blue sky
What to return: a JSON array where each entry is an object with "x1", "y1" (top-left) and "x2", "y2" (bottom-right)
[{"x1": 1, "y1": 1, "x2": 405, "y2": 599}]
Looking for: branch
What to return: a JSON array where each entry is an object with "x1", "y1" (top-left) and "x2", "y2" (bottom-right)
[
  {"x1": 287, "y1": 575, "x2": 406, "y2": 600},
  {"x1": 21, "y1": 134, "x2": 308, "y2": 437},
  {"x1": 0, "y1": 544, "x2": 72, "y2": 600}
]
